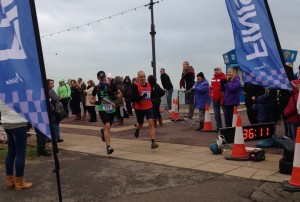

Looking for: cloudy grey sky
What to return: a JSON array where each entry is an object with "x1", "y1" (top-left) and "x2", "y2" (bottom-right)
[{"x1": 35, "y1": 0, "x2": 300, "y2": 88}]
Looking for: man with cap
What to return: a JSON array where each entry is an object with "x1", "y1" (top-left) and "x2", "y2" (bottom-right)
[
  {"x1": 131, "y1": 71, "x2": 159, "y2": 149},
  {"x1": 90, "y1": 71, "x2": 122, "y2": 154}
]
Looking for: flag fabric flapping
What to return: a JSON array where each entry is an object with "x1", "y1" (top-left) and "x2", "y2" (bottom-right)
[
  {"x1": 225, "y1": 0, "x2": 291, "y2": 90},
  {"x1": 0, "y1": 0, "x2": 51, "y2": 138}
]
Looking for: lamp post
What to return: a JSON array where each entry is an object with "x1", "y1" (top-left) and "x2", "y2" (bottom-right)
[{"x1": 147, "y1": 0, "x2": 159, "y2": 79}]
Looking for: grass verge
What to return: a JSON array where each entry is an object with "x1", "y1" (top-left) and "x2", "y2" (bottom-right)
[{"x1": 0, "y1": 144, "x2": 40, "y2": 163}]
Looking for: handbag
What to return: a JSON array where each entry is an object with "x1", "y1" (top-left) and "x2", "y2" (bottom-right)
[{"x1": 55, "y1": 102, "x2": 68, "y2": 121}]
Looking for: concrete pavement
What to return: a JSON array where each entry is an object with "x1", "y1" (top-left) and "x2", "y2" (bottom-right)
[{"x1": 32, "y1": 123, "x2": 288, "y2": 183}]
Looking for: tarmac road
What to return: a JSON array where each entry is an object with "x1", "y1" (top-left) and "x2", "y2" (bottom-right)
[{"x1": 0, "y1": 150, "x2": 299, "y2": 202}]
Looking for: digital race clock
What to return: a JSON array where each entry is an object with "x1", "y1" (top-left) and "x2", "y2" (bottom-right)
[{"x1": 219, "y1": 123, "x2": 275, "y2": 144}]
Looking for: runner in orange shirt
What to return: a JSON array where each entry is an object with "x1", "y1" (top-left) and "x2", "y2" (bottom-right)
[{"x1": 131, "y1": 71, "x2": 159, "y2": 149}]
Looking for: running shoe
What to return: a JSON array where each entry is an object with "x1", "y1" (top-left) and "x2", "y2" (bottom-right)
[
  {"x1": 151, "y1": 142, "x2": 159, "y2": 149},
  {"x1": 134, "y1": 128, "x2": 140, "y2": 138},
  {"x1": 107, "y1": 146, "x2": 114, "y2": 154}
]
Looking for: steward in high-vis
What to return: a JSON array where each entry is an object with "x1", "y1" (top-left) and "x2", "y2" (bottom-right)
[{"x1": 56, "y1": 79, "x2": 71, "y2": 115}]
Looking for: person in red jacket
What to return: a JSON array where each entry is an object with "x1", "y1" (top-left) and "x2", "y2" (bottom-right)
[
  {"x1": 210, "y1": 67, "x2": 227, "y2": 132},
  {"x1": 283, "y1": 80, "x2": 300, "y2": 140},
  {"x1": 131, "y1": 71, "x2": 159, "y2": 149}
]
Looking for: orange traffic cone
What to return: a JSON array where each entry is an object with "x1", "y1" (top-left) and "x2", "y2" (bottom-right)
[
  {"x1": 226, "y1": 116, "x2": 249, "y2": 161},
  {"x1": 200, "y1": 104, "x2": 215, "y2": 132},
  {"x1": 283, "y1": 127, "x2": 300, "y2": 192},
  {"x1": 232, "y1": 106, "x2": 238, "y2": 127},
  {"x1": 171, "y1": 98, "x2": 179, "y2": 121}
]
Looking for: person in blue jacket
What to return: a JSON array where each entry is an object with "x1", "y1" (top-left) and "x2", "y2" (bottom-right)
[
  {"x1": 191, "y1": 72, "x2": 211, "y2": 131},
  {"x1": 221, "y1": 67, "x2": 241, "y2": 127},
  {"x1": 252, "y1": 94, "x2": 269, "y2": 124}
]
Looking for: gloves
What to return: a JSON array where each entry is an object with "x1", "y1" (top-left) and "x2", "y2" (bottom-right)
[{"x1": 220, "y1": 79, "x2": 227, "y2": 86}]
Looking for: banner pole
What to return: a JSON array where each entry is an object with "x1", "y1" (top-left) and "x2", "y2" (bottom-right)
[
  {"x1": 263, "y1": 0, "x2": 286, "y2": 68},
  {"x1": 29, "y1": 0, "x2": 62, "y2": 201}
]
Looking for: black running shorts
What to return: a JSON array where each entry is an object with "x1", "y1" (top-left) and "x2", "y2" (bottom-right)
[
  {"x1": 99, "y1": 111, "x2": 115, "y2": 126},
  {"x1": 135, "y1": 108, "x2": 154, "y2": 124}
]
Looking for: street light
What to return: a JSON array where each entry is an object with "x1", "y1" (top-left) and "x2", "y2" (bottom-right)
[{"x1": 146, "y1": 0, "x2": 159, "y2": 79}]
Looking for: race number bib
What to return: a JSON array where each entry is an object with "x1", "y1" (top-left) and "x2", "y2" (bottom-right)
[
  {"x1": 142, "y1": 90, "x2": 151, "y2": 100},
  {"x1": 103, "y1": 104, "x2": 113, "y2": 112}
]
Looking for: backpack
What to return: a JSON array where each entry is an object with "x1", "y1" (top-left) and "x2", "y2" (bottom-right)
[{"x1": 55, "y1": 102, "x2": 68, "y2": 121}]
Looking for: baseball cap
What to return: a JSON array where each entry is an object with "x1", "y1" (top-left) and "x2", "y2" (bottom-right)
[{"x1": 97, "y1": 71, "x2": 106, "y2": 78}]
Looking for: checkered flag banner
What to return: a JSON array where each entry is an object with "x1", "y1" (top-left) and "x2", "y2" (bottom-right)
[
  {"x1": 0, "y1": 89, "x2": 50, "y2": 136},
  {"x1": 0, "y1": 0, "x2": 51, "y2": 138},
  {"x1": 242, "y1": 67, "x2": 291, "y2": 90},
  {"x1": 226, "y1": 0, "x2": 292, "y2": 90}
]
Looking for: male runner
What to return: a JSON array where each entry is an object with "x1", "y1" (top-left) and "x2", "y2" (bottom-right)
[
  {"x1": 90, "y1": 71, "x2": 121, "y2": 154},
  {"x1": 131, "y1": 71, "x2": 159, "y2": 149}
]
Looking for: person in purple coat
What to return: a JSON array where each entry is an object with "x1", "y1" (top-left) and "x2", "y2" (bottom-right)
[
  {"x1": 191, "y1": 72, "x2": 211, "y2": 131},
  {"x1": 221, "y1": 67, "x2": 241, "y2": 127}
]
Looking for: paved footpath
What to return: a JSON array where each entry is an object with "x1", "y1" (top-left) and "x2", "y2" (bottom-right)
[{"x1": 51, "y1": 124, "x2": 288, "y2": 183}]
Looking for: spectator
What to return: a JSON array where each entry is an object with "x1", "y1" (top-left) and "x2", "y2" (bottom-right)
[
  {"x1": 107, "y1": 73, "x2": 114, "y2": 84},
  {"x1": 285, "y1": 62, "x2": 295, "y2": 81},
  {"x1": 57, "y1": 79, "x2": 71, "y2": 115},
  {"x1": 0, "y1": 100, "x2": 32, "y2": 190},
  {"x1": 35, "y1": 128, "x2": 51, "y2": 157},
  {"x1": 78, "y1": 78, "x2": 87, "y2": 120},
  {"x1": 123, "y1": 76, "x2": 133, "y2": 116},
  {"x1": 70, "y1": 80, "x2": 81, "y2": 120},
  {"x1": 48, "y1": 79, "x2": 63, "y2": 142},
  {"x1": 221, "y1": 67, "x2": 241, "y2": 127},
  {"x1": 85, "y1": 80, "x2": 97, "y2": 122},
  {"x1": 179, "y1": 61, "x2": 195, "y2": 118},
  {"x1": 210, "y1": 67, "x2": 227, "y2": 131},
  {"x1": 148, "y1": 75, "x2": 165, "y2": 127},
  {"x1": 265, "y1": 88, "x2": 279, "y2": 123},
  {"x1": 252, "y1": 94, "x2": 269, "y2": 124},
  {"x1": 114, "y1": 76, "x2": 126, "y2": 126},
  {"x1": 160, "y1": 68, "x2": 173, "y2": 110},
  {"x1": 278, "y1": 63, "x2": 295, "y2": 135},
  {"x1": 192, "y1": 72, "x2": 211, "y2": 131},
  {"x1": 132, "y1": 77, "x2": 138, "y2": 85},
  {"x1": 243, "y1": 82, "x2": 265, "y2": 124},
  {"x1": 283, "y1": 80, "x2": 300, "y2": 140}
]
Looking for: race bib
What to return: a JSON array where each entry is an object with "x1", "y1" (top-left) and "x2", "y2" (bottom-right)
[
  {"x1": 142, "y1": 90, "x2": 151, "y2": 100},
  {"x1": 103, "y1": 104, "x2": 113, "y2": 112}
]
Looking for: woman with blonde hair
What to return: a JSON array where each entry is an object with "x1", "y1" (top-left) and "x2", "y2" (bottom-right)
[
  {"x1": 179, "y1": 60, "x2": 195, "y2": 118},
  {"x1": 221, "y1": 67, "x2": 241, "y2": 127}
]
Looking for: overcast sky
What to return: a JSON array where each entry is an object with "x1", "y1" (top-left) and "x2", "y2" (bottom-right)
[{"x1": 35, "y1": 0, "x2": 300, "y2": 88}]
